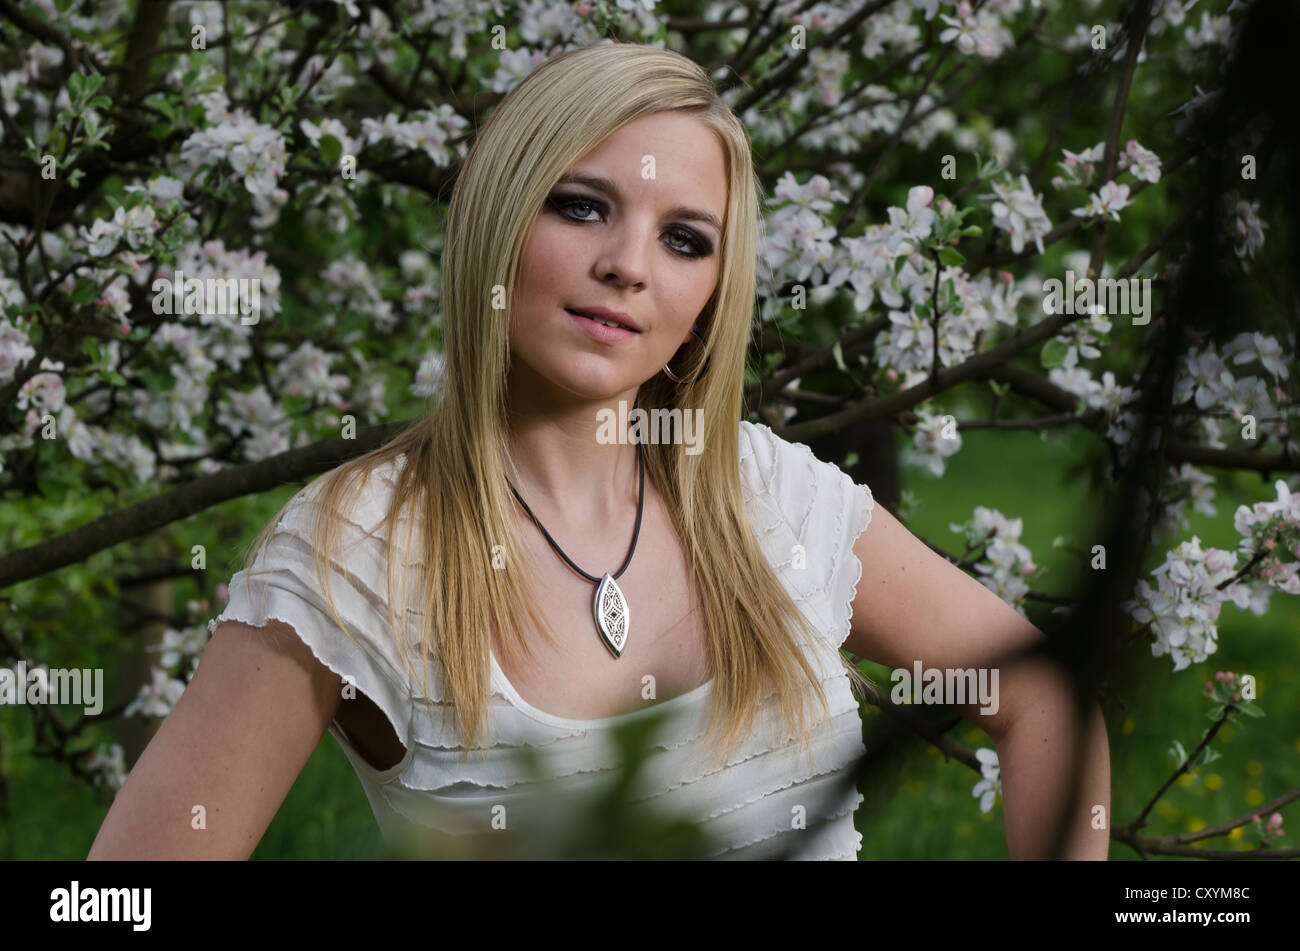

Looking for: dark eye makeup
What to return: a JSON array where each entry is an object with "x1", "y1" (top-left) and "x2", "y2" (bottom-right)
[{"x1": 545, "y1": 191, "x2": 714, "y2": 260}]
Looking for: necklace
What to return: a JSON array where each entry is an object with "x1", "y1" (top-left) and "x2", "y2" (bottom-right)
[{"x1": 505, "y1": 442, "x2": 645, "y2": 659}]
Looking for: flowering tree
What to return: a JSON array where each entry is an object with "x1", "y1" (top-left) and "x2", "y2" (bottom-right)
[{"x1": 0, "y1": 0, "x2": 1296, "y2": 859}]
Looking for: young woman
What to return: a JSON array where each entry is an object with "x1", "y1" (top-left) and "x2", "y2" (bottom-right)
[{"x1": 88, "y1": 42, "x2": 1110, "y2": 861}]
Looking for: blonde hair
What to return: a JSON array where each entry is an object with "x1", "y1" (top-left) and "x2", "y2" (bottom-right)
[{"x1": 244, "y1": 41, "x2": 867, "y2": 772}]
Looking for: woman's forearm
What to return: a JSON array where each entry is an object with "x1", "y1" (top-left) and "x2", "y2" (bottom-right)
[{"x1": 995, "y1": 663, "x2": 1112, "y2": 860}]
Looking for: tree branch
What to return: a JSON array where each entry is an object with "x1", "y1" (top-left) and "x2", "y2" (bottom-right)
[{"x1": 0, "y1": 419, "x2": 417, "y2": 591}]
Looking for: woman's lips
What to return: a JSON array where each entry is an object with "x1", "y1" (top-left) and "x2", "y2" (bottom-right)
[{"x1": 566, "y1": 307, "x2": 639, "y2": 343}]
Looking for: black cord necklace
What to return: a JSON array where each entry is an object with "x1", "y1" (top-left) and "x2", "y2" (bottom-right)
[{"x1": 504, "y1": 441, "x2": 645, "y2": 658}]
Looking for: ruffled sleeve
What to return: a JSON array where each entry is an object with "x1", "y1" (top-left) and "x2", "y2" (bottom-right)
[
  {"x1": 207, "y1": 458, "x2": 415, "y2": 750},
  {"x1": 738, "y1": 420, "x2": 875, "y2": 650}
]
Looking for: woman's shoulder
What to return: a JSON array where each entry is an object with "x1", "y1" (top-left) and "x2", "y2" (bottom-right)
[
  {"x1": 735, "y1": 417, "x2": 876, "y2": 649},
  {"x1": 736, "y1": 418, "x2": 872, "y2": 517},
  {"x1": 282, "y1": 451, "x2": 417, "y2": 552}
]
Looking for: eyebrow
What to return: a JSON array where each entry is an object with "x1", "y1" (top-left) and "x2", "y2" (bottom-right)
[{"x1": 555, "y1": 171, "x2": 724, "y2": 235}]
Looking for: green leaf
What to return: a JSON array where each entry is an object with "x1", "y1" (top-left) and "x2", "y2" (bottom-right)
[
  {"x1": 1040, "y1": 339, "x2": 1070, "y2": 368},
  {"x1": 831, "y1": 341, "x2": 847, "y2": 372},
  {"x1": 960, "y1": 225, "x2": 983, "y2": 237},
  {"x1": 1232, "y1": 702, "x2": 1265, "y2": 718},
  {"x1": 104, "y1": 370, "x2": 127, "y2": 387},
  {"x1": 150, "y1": 122, "x2": 172, "y2": 139},
  {"x1": 938, "y1": 246, "x2": 966, "y2": 267},
  {"x1": 1194, "y1": 747, "x2": 1221, "y2": 769},
  {"x1": 319, "y1": 133, "x2": 342, "y2": 167},
  {"x1": 71, "y1": 278, "x2": 98, "y2": 306}
]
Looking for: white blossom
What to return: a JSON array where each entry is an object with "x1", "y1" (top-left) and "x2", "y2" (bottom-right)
[
  {"x1": 1232, "y1": 200, "x2": 1267, "y2": 260},
  {"x1": 412, "y1": 350, "x2": 446, "y2": 398},
  {"x1": 1071, "y1": 180, "x2": 1133, "y2": 222},
  {"x1": 1118, "y1": 139, "x2": 1161, "y2": 184},
  {"x1": 907, "y1": 408, "x2": 963, "y2": 477},
  {"x1": 971, "y1": 747, "x2": 1001, "y2": 813},
  {"x1": 984, "y1": 174, "x2": 1052, "y2": 255},
  {"x1": 125, "y1": 667, "x2": 187, "y2": 718}
]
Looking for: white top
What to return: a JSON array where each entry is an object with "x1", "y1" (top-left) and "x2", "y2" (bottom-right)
[{"x1": 209, "y1": 419, "x2": 876, "y2": 859}]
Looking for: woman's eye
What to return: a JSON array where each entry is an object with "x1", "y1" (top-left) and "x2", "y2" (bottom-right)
[
  {"x1": 550, "y1": 195, "x2": 602, "y2": 221},
  {"x1": 564, "y1": 198, "x2": 600, "y2": 220},
  {"x1": 667, "y1": 229, "x2": 705, "y2": 256}
]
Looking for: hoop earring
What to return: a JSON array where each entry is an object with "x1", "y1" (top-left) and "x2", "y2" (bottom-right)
[{"x1": 662, "y1": 325, "x2": 707, "y2": 384}]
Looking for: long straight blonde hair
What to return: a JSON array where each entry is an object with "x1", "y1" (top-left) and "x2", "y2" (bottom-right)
[{"x1": 244, "y1": 41, "x2": 866, "y2": 771}]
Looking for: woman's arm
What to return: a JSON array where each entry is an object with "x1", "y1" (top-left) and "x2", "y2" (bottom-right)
[
  {"x1": 87, "y1": 619, "x2": 343, "y2": 860},
  {"x1": 842, "y1": 501, "x2": 1111, "y2": 859}
]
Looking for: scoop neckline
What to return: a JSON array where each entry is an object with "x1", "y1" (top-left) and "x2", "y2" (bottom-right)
[{"x1": 489, "y1": 651, "x2": 715, "y2": 730}]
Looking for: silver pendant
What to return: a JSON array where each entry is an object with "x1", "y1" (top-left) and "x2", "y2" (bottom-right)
[{"x1": 594, "y1": 572, "x2": 629, "y2": 658}]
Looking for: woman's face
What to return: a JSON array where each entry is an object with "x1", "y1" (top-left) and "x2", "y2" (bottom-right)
[{"x1": 507, "y1": 111, "x2": 727, "y2": 406}]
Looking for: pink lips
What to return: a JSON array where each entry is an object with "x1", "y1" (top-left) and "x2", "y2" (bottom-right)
[{"x1": 566, "y1": 308, "x2": 639, "y2": 343}]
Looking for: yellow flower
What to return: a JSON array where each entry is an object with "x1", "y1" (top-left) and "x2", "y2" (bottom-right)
[
  {"x1": 1205, "y1": 774, "x2": 1222, "y2": 790},
  {"x1": 1245, "y1": 789, "x2": 1263, "y2": 806},
  {"x1": 1122, "y1": 716, "x2": 1135, "y2": 735}
]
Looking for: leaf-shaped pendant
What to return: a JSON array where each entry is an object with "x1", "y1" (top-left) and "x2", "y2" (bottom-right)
[{"x1": 594, "y1": 572, "x2": 629, "y2": 658}]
